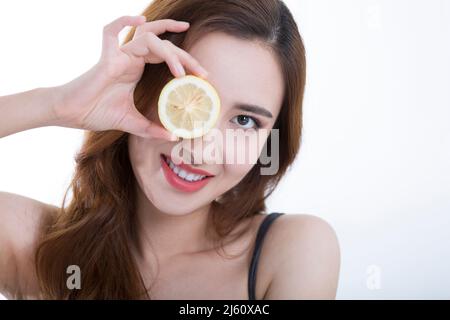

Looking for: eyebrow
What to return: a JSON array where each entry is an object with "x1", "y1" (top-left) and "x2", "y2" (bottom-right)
[{"x1": 233, "y1": 103, "x2": 273, "y2": 118}]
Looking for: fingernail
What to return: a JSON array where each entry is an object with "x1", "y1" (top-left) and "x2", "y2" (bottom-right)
[{"x1": 175, "y1": 62, "x2": 185, "y2": 77}]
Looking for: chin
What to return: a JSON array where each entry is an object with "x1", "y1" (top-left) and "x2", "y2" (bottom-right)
[{"x1": 138, "y1": 183, "x2": 213, "y2": 216}]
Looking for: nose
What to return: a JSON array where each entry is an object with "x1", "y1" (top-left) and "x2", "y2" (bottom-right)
[{"x1": 177, "y1": 130, "x2": 222, "y2": 166}]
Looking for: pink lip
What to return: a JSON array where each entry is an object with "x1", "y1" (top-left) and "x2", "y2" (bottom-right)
[
  {"x1": 163, "y1": 154, "x2": 214, "y2": 177},
  {"x1": 160, "y1": 154, "x2": 213, "y2": 193}
]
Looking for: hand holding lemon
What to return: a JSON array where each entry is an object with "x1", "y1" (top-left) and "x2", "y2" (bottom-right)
[{"x1": 51, "y1": 16, "x2": 213, "y2": 141}]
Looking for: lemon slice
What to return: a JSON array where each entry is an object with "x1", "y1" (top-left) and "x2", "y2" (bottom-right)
[{"x1": 158, "y1": 75, "x2": 221, "y2": 139}]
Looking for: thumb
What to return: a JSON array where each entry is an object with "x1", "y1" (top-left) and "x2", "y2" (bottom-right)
[{"x1": 120, "y1": 108, "x2": 179, "y2": 141}]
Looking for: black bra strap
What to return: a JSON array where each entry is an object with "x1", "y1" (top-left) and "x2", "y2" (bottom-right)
[{"x1": 248, "y1": 212, "x2": 284, "y2": 300}]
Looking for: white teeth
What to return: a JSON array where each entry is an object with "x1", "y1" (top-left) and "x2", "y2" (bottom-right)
[
  {"x1": 178, "y1": 169, "x2": 188, "y2": 179},
  {"x1": 185, "y1": 173, "x2": 203, "y2": 182},
  {"x1": 164, "y1": 155, "x2": 207, "y2": 182}
]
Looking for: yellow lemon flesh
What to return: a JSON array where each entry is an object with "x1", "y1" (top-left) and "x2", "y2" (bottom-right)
[{"x1": 158, "y1": 75, "x2": 221, "y2": 139}]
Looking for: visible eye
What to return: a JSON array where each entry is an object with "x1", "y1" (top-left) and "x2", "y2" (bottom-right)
[{"x1": 230, "y1": 115, "x2": 262, "y2": 129}]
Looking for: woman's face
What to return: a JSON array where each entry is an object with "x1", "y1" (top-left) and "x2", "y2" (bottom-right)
[{"x1": 128, "y1": 31, "x2": 284, "y2": 215}]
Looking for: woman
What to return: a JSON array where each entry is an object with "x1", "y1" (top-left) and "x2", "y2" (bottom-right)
[{"x1": 0, "y1": 0, "x2": 340, "y2": 299}]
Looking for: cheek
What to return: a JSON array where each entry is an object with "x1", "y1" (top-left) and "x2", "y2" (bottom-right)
[
  {"x1": 221, "y1": 135, "x2": 264, "y2": 180},
  {"x1": 128, "y1": 135, "x2": 160, "y2": 179},
  {"x1": 222, "y1": 131, "x2": 269, "y2": 165},
  {"x1": 223, "y1": 163, "x2": 254, "y2": 181}
]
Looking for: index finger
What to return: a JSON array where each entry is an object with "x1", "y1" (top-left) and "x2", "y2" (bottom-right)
[
  {"x1": 134, "y1": 19, "x2": 190, "y2": 39},
  {"x1": 103, "y1": 15, "x2": 146, "y2": 51}
]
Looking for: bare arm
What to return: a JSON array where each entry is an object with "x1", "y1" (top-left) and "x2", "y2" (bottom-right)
[{"x1": 0, "y1": 86, "x2": 60, "y2": 138}]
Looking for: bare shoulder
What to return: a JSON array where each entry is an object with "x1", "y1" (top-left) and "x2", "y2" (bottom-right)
[
  {"x1": 260, "y1": 213, "x2": 341, "y2": 299},
  {"x1": 0, "y1": 191, "x2": 59, "y2": 298}
]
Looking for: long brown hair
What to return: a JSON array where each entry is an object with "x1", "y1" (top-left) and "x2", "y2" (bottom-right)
[{"x1": 35, "y1": 0, "x2": 306, "y2": 299}]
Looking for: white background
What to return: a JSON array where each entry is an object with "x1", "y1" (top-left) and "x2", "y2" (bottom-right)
[{"x1": 1, "y1": 0, "x2": 449, "y2": 300}]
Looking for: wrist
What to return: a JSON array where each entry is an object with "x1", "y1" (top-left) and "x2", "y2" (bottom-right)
[
  {"x1": 42, "y1": 84, "x2": 82, "y2": 129},
  {"x1": 46, "y1": 85, "x2": 69, "y2": 127},
  {"x1": 32, "y1": 85, "x2": 66, "y2": 127}
]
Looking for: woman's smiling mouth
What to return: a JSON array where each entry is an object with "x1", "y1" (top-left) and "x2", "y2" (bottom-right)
[{"x1": 160, "y1": 154, "x2": 214, "y2": 193}]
